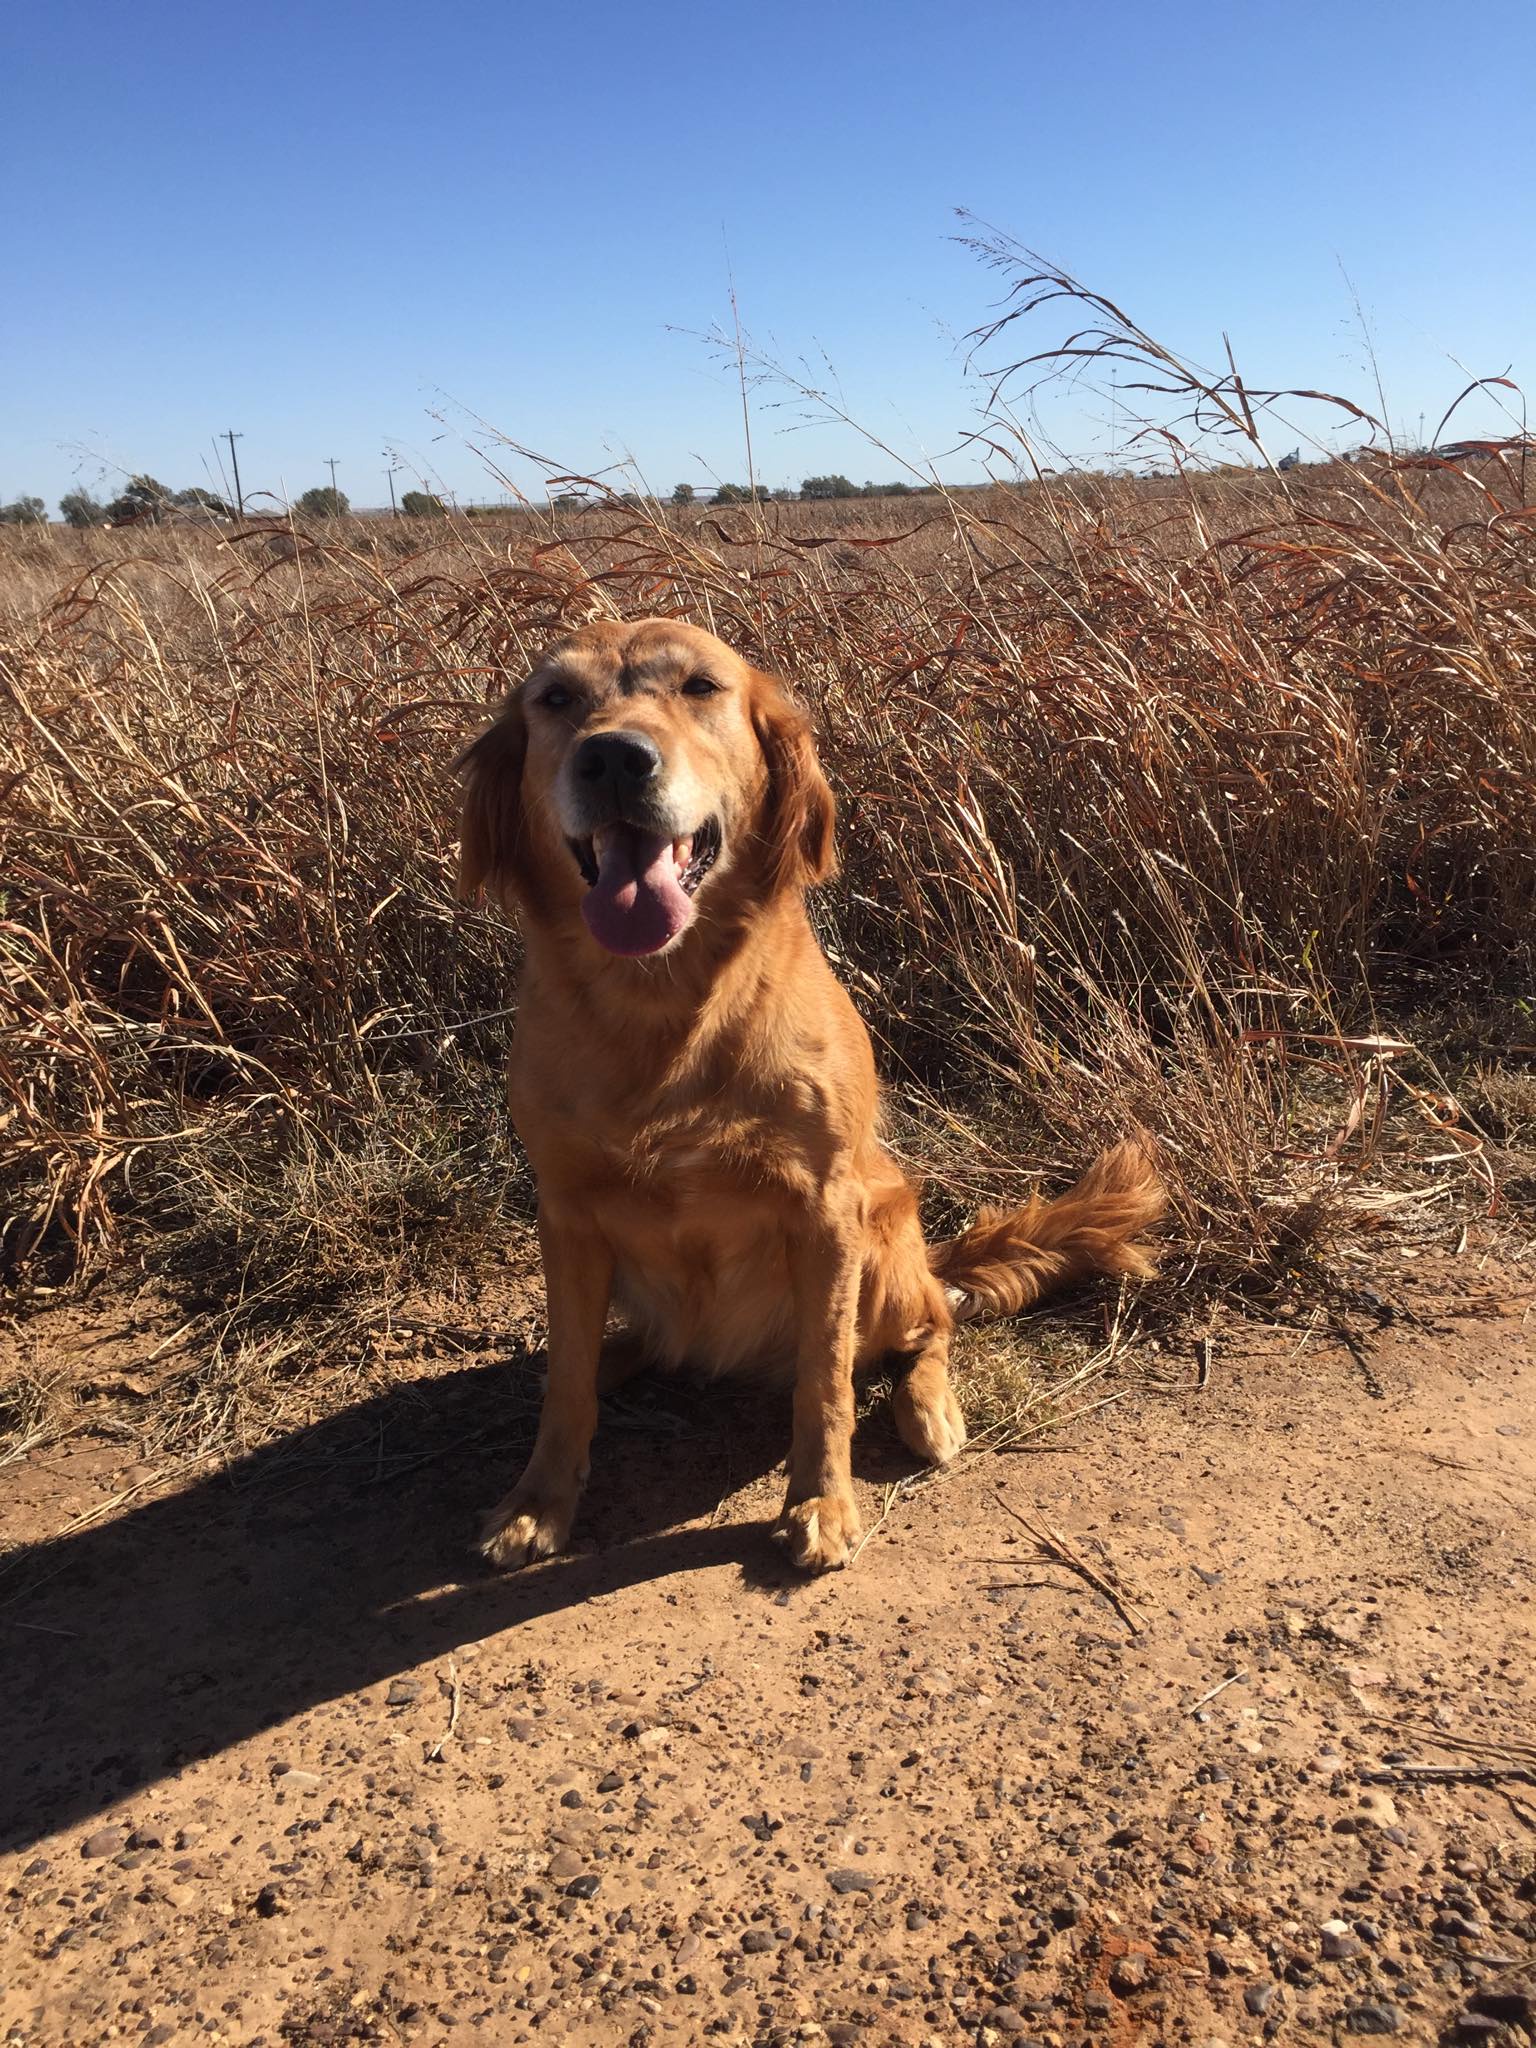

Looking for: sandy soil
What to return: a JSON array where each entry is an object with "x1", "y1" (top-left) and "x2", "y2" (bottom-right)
[{"x1": 2, "y1": 1252, "x2": 1533, "y2": 2048}]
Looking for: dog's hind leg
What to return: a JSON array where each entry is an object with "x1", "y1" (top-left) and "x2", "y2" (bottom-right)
[
  {"x1": 596, "y1": 1330, "x2": 653, "y2": 1397},
  {"x1": 891, "y1": 1327, "x2": 968, "y2": 1466},
  {"x1": 858, "y1": 1165, "x2": 968, "y2": 1466}
]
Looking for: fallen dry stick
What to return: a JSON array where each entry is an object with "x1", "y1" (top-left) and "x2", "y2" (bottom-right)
[
  {"x1": 424, "y1": 1657, "x2": 463, "y2": 1765},
  {"x1": 1368, "y1": 1720, "x2": 1536, "y2": 1781},
  {"x1": 1189, "y1": 1668, "x2": 1249, "y2": 1714},
  {"x1": 995, "y1": 1492, "x2": 1152, "y2": 1636},
  {"x1": 1364, "y1": 1763, "x2": 1536, "y2": 1791}
]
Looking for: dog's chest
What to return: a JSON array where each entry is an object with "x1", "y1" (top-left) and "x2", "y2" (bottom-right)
[
  {"x1": 517, "y1": 1058, "x2": 824, "y2": 1208},
  {"x1": 513, "y1": 1064, "x2": 827, "y2": 1379},
  {"x1": 611, "y1": 1103, "x2": 811, "y2": 1206}
]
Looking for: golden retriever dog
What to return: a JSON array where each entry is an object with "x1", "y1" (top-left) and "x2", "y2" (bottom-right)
[{"x1": 457, "y1": 619, "x2": 1163, "y2": 1573}]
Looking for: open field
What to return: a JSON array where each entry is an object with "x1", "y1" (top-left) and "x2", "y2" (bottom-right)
[
  {"x1": 3, "y1": 430, "x2": 1535, "y2": 2043},
  {"x1": 5, "y1": 457, "x2": 1535, "y2": 1330}
]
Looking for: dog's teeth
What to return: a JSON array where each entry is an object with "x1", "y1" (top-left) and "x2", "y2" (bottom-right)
[
  {"x1": 592, "y1": 826, "x2": 614, "y2": 859},
  {"x1": 674, "y1": 837, "x2": 692, "y2": 870}
]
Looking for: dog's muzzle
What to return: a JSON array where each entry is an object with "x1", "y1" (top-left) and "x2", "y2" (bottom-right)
[{"x1": 559, "y1": 729, "x2": 722, "y2": 957}]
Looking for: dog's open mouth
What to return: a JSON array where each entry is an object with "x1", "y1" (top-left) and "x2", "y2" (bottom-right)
[{"x1": 569, "y1": 817, "x2": 722, "y2": 957}]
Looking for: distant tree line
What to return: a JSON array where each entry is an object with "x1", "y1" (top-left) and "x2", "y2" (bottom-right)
[
  {"x1": 668, "y1": 476, "x2": 923, "y2": 508},
  {"x1": 3, "y1": 475, "x2": 358, "y2": 527},
  {"x1": 1, "y1": 472, "x2": 936, "y2": 528},
  {"x1": 13, "y1": 477, "x2": 238, "y2": 528}
]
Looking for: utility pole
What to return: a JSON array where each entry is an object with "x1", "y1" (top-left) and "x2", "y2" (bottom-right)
[
  {"x1": 384, "y1": 453, "x2": 399, "y2": 519},
  {"x1": 325, "y1": 456, "x2": 341, "y2": 504},
  {"x1": 224, "y1": 430, "x2": 244, "y2": 517}
]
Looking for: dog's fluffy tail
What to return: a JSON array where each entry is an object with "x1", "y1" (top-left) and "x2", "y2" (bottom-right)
[{"x1": 929, "y1": 1140, "x2": 1166, "y2": 1323}]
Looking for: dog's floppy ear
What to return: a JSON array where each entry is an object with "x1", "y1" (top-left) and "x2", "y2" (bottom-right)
[
  {"x1": 455, "y1": 700, "x2": 528, "y2": 904},
  {"x1": 750, "y1": 675, "x2": 837, "y2": 891}
]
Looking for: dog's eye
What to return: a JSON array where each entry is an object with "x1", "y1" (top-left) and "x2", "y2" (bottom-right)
[
  {"x1": 538, "y1": 684, "x2": 575, "y2": 710},
  {"x1": 682, "y1": 675, "x2": 721, "y2": 697}
]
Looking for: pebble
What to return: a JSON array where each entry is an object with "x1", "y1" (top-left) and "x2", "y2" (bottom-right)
[
  {"x1": 1109, "y1": 1953, "x2": 1150, "y2": 1995},
  {"x1": 1463, "y1": 1981, "x2": 1536, "y2": 2025},
  {"x1": 597, "y1": 1772, "x2": 623, "y2": 1793},
  {"x1": 1344, "y1": 2002, "x2": 1406, "y2": 2035},
  {"x1": 274, "y1": 1767, "x2": 322, "y2": 1793},
  {"x1": 1244, "y1": 1982, "x2": 1277, "y2": 2017},
  {"x1": 564, "y1": 1874, "x2": 601, "y2": 1899},
  {"x1": 1321, "y1": 1919, "x2": 1362, "y2": 1961},
  {"x1": 826, "y1": 1868, "x2": 876, "y2": 1894},
  {"x1": 81, "y1": 1827, "x2": 127, "y2": 1859},
  {"x1": 386, "y1": 1678, "x2": 423, "y2": 1707},
  {"x1": 741, "y1": 1929, "x2": 775, "y2": 1953}
]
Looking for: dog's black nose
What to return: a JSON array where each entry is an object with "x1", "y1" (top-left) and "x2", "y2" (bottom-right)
[{"x1": 574, "y1": 730, "x2": 662, "y2": 787}]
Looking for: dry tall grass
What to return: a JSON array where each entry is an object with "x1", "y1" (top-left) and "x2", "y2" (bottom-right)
[{"x1": 4, "y1": 296, "x2": 1535, "y2": 1429}]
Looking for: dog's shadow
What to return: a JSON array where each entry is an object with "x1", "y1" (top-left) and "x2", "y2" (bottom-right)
[{"x1": 0, "y1": 1349, "x2": 917, "y2": 1857}]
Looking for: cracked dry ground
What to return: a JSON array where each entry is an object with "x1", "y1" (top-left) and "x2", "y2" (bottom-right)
[{"x1": 2, "y1": 1254, "x2": 1533, "y2": 2048}]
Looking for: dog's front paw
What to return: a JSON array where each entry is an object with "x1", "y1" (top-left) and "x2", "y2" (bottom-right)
[
  {"x1": 773, "y1": 1492, "x2": 863, "y2": 1573},
  {"x1": 480, "y1": 1485, "x2": 578, "y2": 1571}
]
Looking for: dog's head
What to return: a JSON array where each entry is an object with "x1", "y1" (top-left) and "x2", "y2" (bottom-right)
[{"x1": 457, "y1": 619, "x2": 836, "y2": 957}]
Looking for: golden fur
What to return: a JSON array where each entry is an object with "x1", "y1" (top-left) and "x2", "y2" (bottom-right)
[{"x1": 457, "y1": 619, "x2": 1164, "y2": 1572}]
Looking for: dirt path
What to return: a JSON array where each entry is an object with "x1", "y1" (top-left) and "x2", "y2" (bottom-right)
[{"x1": 3, "y1": 1258, "x2": 1533, "y2": 2048}]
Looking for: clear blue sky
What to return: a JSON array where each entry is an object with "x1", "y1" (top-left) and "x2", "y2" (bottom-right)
[{"x1": 4, "y1": 0, "x2": 1533, "y2": 512}]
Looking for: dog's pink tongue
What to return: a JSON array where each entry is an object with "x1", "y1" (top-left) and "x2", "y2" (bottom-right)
[{"x1": 581, "y1": 825, "x2": 694, "y2": 956}]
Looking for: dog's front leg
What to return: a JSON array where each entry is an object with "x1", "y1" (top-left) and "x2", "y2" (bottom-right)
[
  {"x1": 481, "y1": 1202, "x2": 612, "y2": 1570},
  {"x1": 775, "y1": 1198, "x2": 865, "y2": 1572}
]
